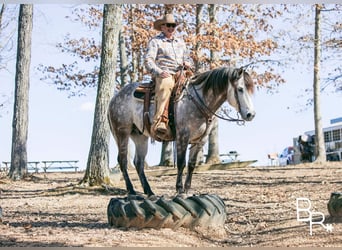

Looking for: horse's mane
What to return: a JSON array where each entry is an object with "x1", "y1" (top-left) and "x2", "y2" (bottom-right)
[{"x1": 190, "y1": 67, "x2": 254, "y2": 96}]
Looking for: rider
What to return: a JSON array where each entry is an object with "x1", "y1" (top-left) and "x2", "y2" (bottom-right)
[{"x1": 144, "y1": 13, "x2": 192, "y2": 140}]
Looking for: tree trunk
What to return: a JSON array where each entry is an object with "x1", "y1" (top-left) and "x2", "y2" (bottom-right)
[
  {"x1": 137, "y1": 49, "x2": 143, "y2": 82},
  {"x1": 205, "y1": 5, "x2": 221, "y2": 164},
  {"x1": 0, "y1": 4, "x2": 5, "y2": 29},
  {"x1": 209, "y1": 4, "x2": 219, "y2": 69},
  {"x1": 205, "y1": 119, "x2": 221, "y2": 164},
  {"x1": 9, "y1": 4, "x2": 33, "y2": 180},
  {"x1": 193, "y1": 4, "x2": 207, "y2": 165},
  {"x1": 313, "y1": 4, "x2": 326, "y2": 163},
  {"x1": 195, "y1": 4, "x2": 204, "y2": 73},
  {"x1": 164, "y1": 4, "x2": 174, "y2": 15},
  {"x1": 119, "y1": 30, "x2": 129, "y2": 87},
  {"x1": 81, "y1": 4, "x2": 122, "y2": 186},
  {"x1": 129, "y1": 7, "x2": 138, "y2": 82},
  {"x1": 159, "y1": 141, "x2": 174, "y2": 166}
]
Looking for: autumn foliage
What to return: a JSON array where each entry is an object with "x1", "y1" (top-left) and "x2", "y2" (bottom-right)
[{"x1": 37, "y1": 4, "x2": 294, "y2": 94}]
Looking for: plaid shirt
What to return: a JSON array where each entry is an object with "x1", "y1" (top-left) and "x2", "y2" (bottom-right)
[{"x1": 145, "y1": 32, "x2": 190, "y2": 76}]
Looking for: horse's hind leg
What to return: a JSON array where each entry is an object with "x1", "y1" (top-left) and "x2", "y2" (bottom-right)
[
  {"x1": 116, "y1": 128, "x2": 136, "y2": 195},
  {"x1": 131, "y1": 132, "x2": 154, "y2": 197}
]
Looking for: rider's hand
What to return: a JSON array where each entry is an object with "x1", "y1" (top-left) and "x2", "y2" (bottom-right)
[
  {"x1": 183, "y1": 62, "x2": 192, "y2": 70},
  {"x1": 159, "y1": 71, "x2": 171, "y2": 78}
]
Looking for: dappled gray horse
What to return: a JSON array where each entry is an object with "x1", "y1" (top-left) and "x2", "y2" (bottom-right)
[{"x1": 108, "y1": 67, "x2": 255, "y2": 196}]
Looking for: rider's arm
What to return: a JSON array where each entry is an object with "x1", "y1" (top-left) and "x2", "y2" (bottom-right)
[{"x1": 144, "y1": 39, "x2": 163, "y2": 76}]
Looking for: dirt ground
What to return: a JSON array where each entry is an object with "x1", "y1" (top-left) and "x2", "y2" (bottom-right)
[{"x1": 0, "y1": 162, "x2": 341, "y2": 247}]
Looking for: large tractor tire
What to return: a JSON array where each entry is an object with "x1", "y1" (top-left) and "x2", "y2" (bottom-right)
[
  {"x1": 328, "y1": 192, "x2": 342, "y2": 217},
  {"x1": 107, "y1": 194, "x2": 226, "y2": 230}
]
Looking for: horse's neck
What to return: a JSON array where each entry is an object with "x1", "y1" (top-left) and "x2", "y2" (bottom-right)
[
  {"x1": 206, "y1": 92, "x2": 226, "y2": 111},
  {"x1": 195, "y1": 86, "x2": 226, "y2": 112},
  {"x1": 189, "y1": 84, "x2": 226, "y2": 114}
]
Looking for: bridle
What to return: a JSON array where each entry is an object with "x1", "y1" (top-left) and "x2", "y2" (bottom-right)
[
  {"x1": 187, "y1": 80, "x2": 246, "y2": 125},
  {"x1": 178, "y1": 75, "x2": 246, "y2": 143}
]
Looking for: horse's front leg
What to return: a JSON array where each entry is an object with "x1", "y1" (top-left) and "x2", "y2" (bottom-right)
[
  {"x1": 176, "y1": 136, "x2": 188, "y2": 194},
  {"x1": 184, "y1": 143, "x2": 202, "y2": 193}
]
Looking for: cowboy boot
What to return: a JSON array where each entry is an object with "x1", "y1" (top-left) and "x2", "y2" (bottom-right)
[
  {"x1": 151, "y1": 105, "x2": 168, "y2": 136},
  {"x1": 151, "y1": 119, "x2": 173, "y2": 141},
  {"x1": 156, "y1": 98, "x2": 171, "y2": 134},
  {"x1": 156, "y1": 117, "x2": 168, "y2": 134}
]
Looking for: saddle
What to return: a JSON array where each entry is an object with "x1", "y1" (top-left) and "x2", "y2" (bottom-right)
[{"x1": 133, "y1": 68, "x2": 193, "y2": 141}]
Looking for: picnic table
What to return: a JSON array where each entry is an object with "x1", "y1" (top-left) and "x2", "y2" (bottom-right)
[
  {"x1": 1, "y1": 161, "x2": 10, "y2": 172},
  {"x1": 27, "y1": 161, "x2": 40, "y2": 173},
  {"x1": 41, "y1": 160, "x2": 79, "y2": 172},
  {"x1": 1, "y1": 161, "x2": 40, "y2": 173}
]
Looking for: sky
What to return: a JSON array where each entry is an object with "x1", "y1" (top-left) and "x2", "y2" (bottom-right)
[{"x1": 1, "y1": 4, "x2": 341, "y2": 171}]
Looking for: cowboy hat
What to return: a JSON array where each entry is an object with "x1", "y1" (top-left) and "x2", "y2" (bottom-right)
[{"x1": 153, "y1": 14, "x2": 179, "y2": 31}]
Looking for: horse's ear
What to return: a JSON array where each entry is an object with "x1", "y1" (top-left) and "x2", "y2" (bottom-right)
[{"x1": 233, "y1": 67, "x2": 244, "y2": 80}]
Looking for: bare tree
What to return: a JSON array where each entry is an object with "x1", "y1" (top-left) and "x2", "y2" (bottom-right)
[
  {"x1": 119, "y1": 30, "x2": 129, "y2": 87},
  {"x1": 194, "y1": 4, "x2": 204, "y2": 73},
  {"x1": 159, "y1": 141, "x2": 174, "y2": 166},
  {"x1": 205, "y1": 119, "x2": 221, "y2": 164},
  {"x1": 0, "y1": 4, "x2": 18, "y2": 72},
  {"x1": 313, "y1": 4, "x2": 326, "y2": 163},
  {"x1": 205, "y1": 4, "x2": 220, "y2": 165},
  {"x1": 208, "y1": 4, "x2": 219, "y2": 69},
  {"x1": 81, "y1": 4, "x2": 122, "y2": 186},
  {"x1": 0, "y1": 4, "x2": 7, "y2": 72},
  {"x1": 9, "y1": 4, "x2": 33, "y2": 180}
]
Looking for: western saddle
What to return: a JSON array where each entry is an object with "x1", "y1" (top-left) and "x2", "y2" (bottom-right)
[{"x1": 133, "y1": 68, "x2": 193, "y2": 141}]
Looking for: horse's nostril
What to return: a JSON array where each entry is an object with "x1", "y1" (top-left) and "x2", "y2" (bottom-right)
[{"x1": 246, "y1": 112, "x2": 255, "y2": 120}]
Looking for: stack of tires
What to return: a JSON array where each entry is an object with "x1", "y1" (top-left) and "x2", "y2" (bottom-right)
[{"x1": 107, "y1": 194, "x2": 226, "y2": 230}]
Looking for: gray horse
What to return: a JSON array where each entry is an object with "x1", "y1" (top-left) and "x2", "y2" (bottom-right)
[{"x1": 108, "y1": 67, "x2": 255, "y2": 197}]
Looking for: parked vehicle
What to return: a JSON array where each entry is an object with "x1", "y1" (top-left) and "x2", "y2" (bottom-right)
[
  {"x1": 279, "y1": 146, "x2": 294, "y2": 166},
  {"x1": 294, "y1": 117, "x2": 342, "y2": 163},
  {"x1": 220, "y1": 151, "x2": 239, "y2": 163}
]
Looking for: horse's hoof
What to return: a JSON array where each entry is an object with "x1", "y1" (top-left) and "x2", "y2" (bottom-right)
[
  {"x1": 161, "y1": 194, "x2": 172, "y2": 200},
  {"x1": 184, "y1": 188, "x2": 194, "y2": 196},
  {"x1": 175, "y1": 192, "x2": 186, "y2": 199},
  {"x1": 127, "y1": 194, "x2": 144, "y2": 201},
  {"x1": 148, "y1": 194, "x2": 158, "y2": 201}
]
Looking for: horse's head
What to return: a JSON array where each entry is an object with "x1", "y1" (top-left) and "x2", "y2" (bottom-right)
[{"x1": 227, "y1": 68, "x2": 256, "y2": 121}]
